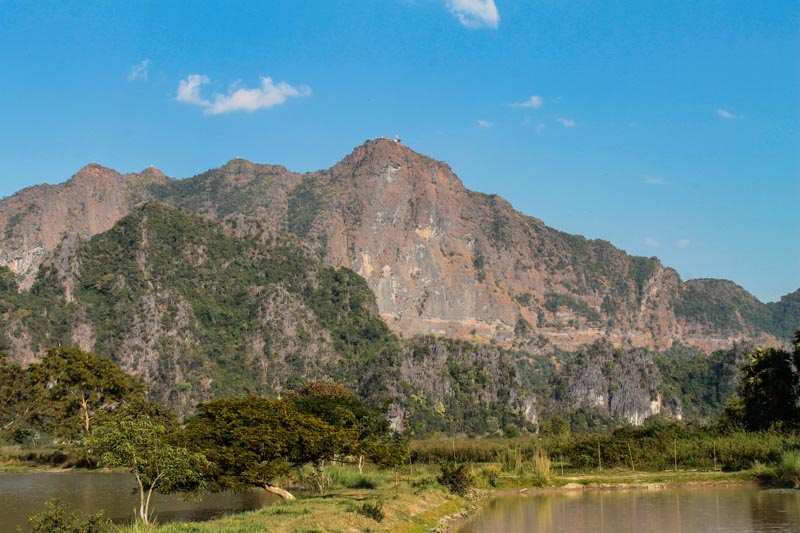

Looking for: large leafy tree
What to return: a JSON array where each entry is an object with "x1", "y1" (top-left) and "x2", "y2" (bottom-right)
[
  {"x1": 29, "y1": 347, "x2": 145, "y2": 440},
  {"x1": 285, "y1": 380, "x2": 404, "y2": 470},
  {"x1": 184, "y1": 397, "x2": 341, "y2": 500},
  {"x1": 737, "y1": 332, "x2": 800, "y2": 430},
  {"x1": 90, "y1": 413, "x2": 208, "y2": 525}
]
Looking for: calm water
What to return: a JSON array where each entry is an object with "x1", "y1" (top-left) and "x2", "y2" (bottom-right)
[
  {"x1": 0, "y1": 471, "x2": 278, "y2": 532},
  {"x1": 457, "y1": 487, "x2": 800, "y2": 533}
]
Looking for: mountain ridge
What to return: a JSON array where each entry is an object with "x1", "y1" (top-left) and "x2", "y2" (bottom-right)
[{"x1": 0, "y1": 139, "x2": 795, "y2": 352}]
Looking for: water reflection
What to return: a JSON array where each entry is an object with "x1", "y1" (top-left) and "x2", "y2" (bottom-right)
[
  {"x1": 458, "y1": 487, "x2": 800, "y2": 533},
  {"x1": 0, "y1": 471, "x2": 278, "y2": 533}
]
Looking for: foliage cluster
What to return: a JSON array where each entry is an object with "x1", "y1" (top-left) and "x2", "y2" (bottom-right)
[
  {"x1": 26, "y1": 498, "x2": 107, "y2": 533},
  {"x1": 436, "y1": 460, "x2": 474, "y2": 496},
  {"x1": 1, "y1": 347, "x2": 145, "y2": 445}
]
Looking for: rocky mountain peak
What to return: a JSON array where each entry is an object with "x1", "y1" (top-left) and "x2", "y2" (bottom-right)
[
  {"x1": 70, "y1": 163, "x2": 121, "y2": 184},
  {"x1": 138, "y1": 166, "x2": 167, "y2": 181}
]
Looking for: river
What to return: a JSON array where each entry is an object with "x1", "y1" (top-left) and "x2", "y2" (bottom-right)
[
  {"x1": 457, "y1": 486, "x2": 800, "y2": 533},
  {"x1": 0, "y1": 471, "x2": 278, "y2": 532}
]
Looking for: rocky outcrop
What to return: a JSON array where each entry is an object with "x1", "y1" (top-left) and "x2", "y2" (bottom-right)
[
  {"x1": 563, "y1": 342, "x2": 676, "y2": 425},
  {"x1": 0, "y1": 164, "x2": 165, "y2": 288}
]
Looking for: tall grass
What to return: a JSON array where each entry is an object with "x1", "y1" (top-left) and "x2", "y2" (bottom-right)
[
  {"x1": 326, "y1": 464, "x2": 382, "y2": 490},
  {"x1": 771, "y1": 449, "x2": 800, "y2": 488},
  {"x1": 530, "y1": 449, "x2": 551, "y2": 486},
  {"x1": 410, "y1": 426, "x2": 800, "y2": 474}
]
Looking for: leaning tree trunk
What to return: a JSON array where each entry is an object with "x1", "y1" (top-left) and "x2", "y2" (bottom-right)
[{"x1": 263, "y1": 484, "x2": 295, "y2": 500}]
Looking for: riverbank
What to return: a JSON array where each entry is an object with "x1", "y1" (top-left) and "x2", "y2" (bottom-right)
[{"x1": 111, "y1": 467, "x2": 757, "y2": 533}]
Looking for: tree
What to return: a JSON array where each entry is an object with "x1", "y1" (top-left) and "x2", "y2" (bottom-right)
[
  {"x1": 184, "y1": 396, "x2": 341, "y2": 500},
  {"x1": 737, "y1": 335, "x2": 800, "y2": 430},
  {"x1": 285, "y1": 380, "x2": 400, "y2": 470},
  {"x1": 29, "y1": 347, "x2": 145, "y2": 440},
  {"x1": 0, "y1": 351, "x2": 41, "y2": 444},
  {"x1": 90, "y1": 413, "x2": 208, "y2": 525}
]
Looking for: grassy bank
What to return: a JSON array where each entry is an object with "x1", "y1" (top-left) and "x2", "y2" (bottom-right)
[
  {"x1": 104, "y1": 462, "x2": 760, "y2": 533},
  {"x1": 111, "y1": 465, "x2": 467, "y2": 533}
]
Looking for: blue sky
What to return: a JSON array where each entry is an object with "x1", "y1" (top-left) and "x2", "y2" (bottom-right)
[{"x1": 0, "y1": 1, "x2": 797, "y2": 302}]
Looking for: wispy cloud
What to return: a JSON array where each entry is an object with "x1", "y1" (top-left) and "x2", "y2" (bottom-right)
[
  {"x1": 535, "y1": 123, "x2": 546, "y2": 134},
  {"x1": 556, "y1": 117, "x2": 576, "y2": 128},
  {"x1": 477, "y1": 119, "x2": 494, "y2": 128},
  {"x1": 128, "y1": 59, "x2": 150, "y2": 81},
  {"x1": 512, "y1": 95, "x2": 543, "y2": 109},
  {"x1": 446, "y1": 0, "x2": 500, "y2": 29},
  {"x1": 675, "y1": 239, "x2": 690, "y2": 249},
  {"x1": 177, "y1": 74, "x2": 211, "y2": 106},
  {"x1": 643, "y1": 176, "x2": 666, "y2": 185},
  {"x1": 644, "y1": 236, "x2": 660, "y2": 247},
  {"x1": 716, "y1": 108, "x2": 741, "y2": 120},
  {"x1": 176, "y1": 75, "x2": 311, "y2": 115}
]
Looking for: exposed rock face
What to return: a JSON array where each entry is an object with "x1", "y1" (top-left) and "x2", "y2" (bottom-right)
[
  {"x1": 562, "y1": 341, "x2": 677, "y2": 425},
  {"x1": 0, "y1": 164, "x2": 166, "y2": 288},
  {"x1": 0, "y1": 140, "x2": 792, "y2": 353}
]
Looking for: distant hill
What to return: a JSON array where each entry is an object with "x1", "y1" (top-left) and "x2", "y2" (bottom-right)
[{"x1": 1, "y1": 139, "x2": 795, "y2": 353}]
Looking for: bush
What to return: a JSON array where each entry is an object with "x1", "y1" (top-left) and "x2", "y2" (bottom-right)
[
  {"x1": 298, "y1": 464, "x2": 331, "y2": 494},
  {"x1": 27, "y1": 499, "x2": 107, "y2": 533},
  {"x1": 437, "y1": 461, "x2": 474, "y2": 496},
  {"x1": 353, "y1": 500, "x2": 384, "y2": 522},
  {"x1": 771, "y1": 450, "x2": 800, "y2": 488},
  {"x1": 480, "y1": 465, "x2": 501, "y2": 487}
]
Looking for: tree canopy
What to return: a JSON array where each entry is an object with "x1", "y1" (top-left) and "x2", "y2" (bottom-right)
[
  {"x1": 29, "y1": 347, "x2": 145, "y2": 440},
  {"x1": 184, "y1": 396, "x2": 340, "y2": 499},
  {"x1": 735, "y1": 331, "x2": 800, "y2": 431}
]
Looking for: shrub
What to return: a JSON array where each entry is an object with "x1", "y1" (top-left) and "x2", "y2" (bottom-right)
[
  {"x1": 353, "y1": 500, "x2": 384, "y2": 522},
  {"x1": 437, "y1": 461, "x2": 474, "y2": 496},
  {"x1": 27, "y1": 499, "x2": 107, "y2": 533},
  {"x1": 772, "y1": 450, "x2": 800, "y2": 488},
  {"x1": 481, "y1": 465, "x2": 501, "y2": 487}
]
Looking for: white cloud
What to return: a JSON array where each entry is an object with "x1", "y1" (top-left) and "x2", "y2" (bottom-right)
[
  {"x1": 535, "y1": 123, "x2": 546, "y2": 134},
  {"x1": 512, "y1": 95, "x2": 543, "y2": 109},
  {"x1": 556, "y1": 117, "x2": 576, "y2": 128},
  {"x1": 177, "y1": 74, "x2": 211, "y2": 105},
  {"x1": 206, "y1": 77, "x2": 311, "y2": 115},
  {"x1": 644, "y1": 236, "x2": 660, "y2": 247},
  {"x1": 675, "y1": 239, "x2": 690, "y2": 249},
  {"x1": 716, "y1": 108, "x2": 741, "y2": 120},
  {"x1": 643, "y1": 176, "x2": 666, "y2": 185},
  {"x1": 128, "y1": 59, "x2": 150, "y2": 81},
  {"x1": 176, "y1": 75, "x2": 311, "y2": 115},
  {"x1": 477, "y1": 119, "x2": 494, "y2": 128},
  {"x1": 446, "y1": 0, "x2": 500, "y2": 29}
]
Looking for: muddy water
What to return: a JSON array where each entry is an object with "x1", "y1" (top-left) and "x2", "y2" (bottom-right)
[
  {"x1": 457, "y1": 486, "x2": 800, "y2": 533},
  {"x1": 0, "y1": 471, "x2": 278, "y2": 532}
]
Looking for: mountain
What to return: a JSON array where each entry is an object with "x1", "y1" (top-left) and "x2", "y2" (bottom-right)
[
  {"x1": 0, "y1": 203, "x2": 535, "y2": 430},
  {"x1": 1, "y1": 139, "x2": 796, "y2": 355}
]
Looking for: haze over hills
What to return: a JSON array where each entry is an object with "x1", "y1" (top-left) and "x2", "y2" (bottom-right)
[{"x1": 1, "y1": 139, "x2": 796, "y2": 354}]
